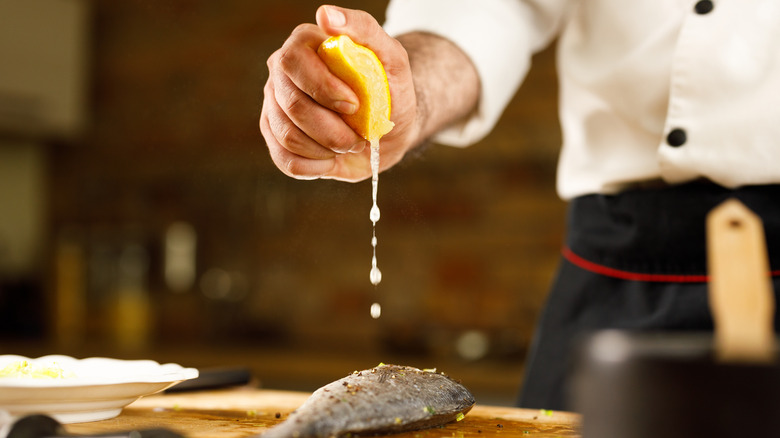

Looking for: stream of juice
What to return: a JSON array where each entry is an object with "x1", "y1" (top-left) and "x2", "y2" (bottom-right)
[{"x1": 369, "y1": 139, "x2": 382, "y2": 319}]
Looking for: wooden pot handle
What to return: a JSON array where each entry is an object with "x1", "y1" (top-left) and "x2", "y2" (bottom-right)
[{"x1": 707, "y1": 198, "x2": 776, "y2": 363}]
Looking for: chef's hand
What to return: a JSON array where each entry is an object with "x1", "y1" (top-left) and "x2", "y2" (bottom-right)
[{"x1": 260, "y1": 5, "x2": 420, "y2": 182}]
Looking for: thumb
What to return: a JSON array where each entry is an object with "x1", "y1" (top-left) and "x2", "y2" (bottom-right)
[
  {"x1": 315, "y1": 5, "x2": 387, "y2": 50},
  {"x1": 316, "y1": 5, "x2": 347, "y2": 31}
]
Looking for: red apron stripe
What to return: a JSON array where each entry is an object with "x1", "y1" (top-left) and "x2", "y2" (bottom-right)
[
  {"x1": 562, "y1": 247, "x2": 780, "y2": 283},
  {"x1": 561, "y1": 246, "x2": 710, "y2": 283}
]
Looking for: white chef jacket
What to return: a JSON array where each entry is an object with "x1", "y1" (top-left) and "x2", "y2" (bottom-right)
[{"x1": 383, "y1": 0, "x2": 780, "y2": 200}]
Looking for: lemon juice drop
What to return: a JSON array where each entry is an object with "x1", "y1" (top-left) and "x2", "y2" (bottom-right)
[{"x1": 370, "y1": 302, "x2": 382, "y2": 319}]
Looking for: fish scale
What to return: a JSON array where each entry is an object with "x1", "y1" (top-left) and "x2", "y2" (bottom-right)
[{"x1": 259, "y1": 364, "x2": 476, "y2": 438}]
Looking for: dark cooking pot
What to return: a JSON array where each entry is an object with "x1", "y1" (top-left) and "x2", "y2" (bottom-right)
[{"x1": 571, "y1": 330, "x2": 780, "y2": 438}]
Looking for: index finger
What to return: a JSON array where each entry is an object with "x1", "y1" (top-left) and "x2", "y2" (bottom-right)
[{"x1": 276, "y1": 23, "x2": 359, "y2": 115}]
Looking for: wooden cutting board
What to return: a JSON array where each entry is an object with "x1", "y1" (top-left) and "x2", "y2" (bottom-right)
[{"x1": 65, "y1": 388, "x2": 581, "y2": 438}]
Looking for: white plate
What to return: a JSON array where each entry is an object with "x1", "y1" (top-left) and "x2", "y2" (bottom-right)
[{"x1": 0, "y1": 355, "x2": 198, "y2": 424}]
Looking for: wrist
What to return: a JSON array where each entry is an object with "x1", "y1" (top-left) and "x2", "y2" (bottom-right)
[{"x1": 396, "y1": 32, "x2": 480, "y2": 147}]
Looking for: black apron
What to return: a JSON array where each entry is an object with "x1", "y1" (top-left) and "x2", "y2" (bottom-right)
[{"x1": 517, "y1": 182, "x2": 780, "y2": 410}]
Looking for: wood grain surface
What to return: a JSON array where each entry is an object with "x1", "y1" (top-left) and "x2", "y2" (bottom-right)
[{"x1": 65, "y1": 388, "x2": 581, "y2": 438}]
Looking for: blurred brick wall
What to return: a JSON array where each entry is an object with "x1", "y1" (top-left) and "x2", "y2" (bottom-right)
[{"x1": 46, "y1": 0, "x2": 565, "y2": 361}]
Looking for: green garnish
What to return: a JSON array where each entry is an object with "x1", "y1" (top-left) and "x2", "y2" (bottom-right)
[
  {"x1": 455, "y1": 413, "x2": 465, "y2": 422},
  {"x1": 540, "y1": 409, "x2": 553, "y2": 417},
  {"x1": 423, "y1": 406, "x2": 436, "y2": 415}
]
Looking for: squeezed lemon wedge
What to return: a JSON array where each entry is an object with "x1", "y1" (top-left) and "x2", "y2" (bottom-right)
[{"x1": 317, "y1": 35, "x2": 394, "y2": 141}]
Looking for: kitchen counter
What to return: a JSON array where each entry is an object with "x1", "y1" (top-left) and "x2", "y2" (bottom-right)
[{"x1": 66, "y1": 388, "x2": 581, "y2": 438}]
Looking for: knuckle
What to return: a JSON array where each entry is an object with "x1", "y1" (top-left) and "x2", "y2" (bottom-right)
[
  {"x1": 284, "y1": 90, "x2": 309, "y2": 118},
  {"x1": 266, "y1": 107, "x2": 299, "y2": 150},
  {"x1": 277, "y1": 46, "x2": 295, "y2": 72},
  {"x1": 290, "y1": 22, "x2": 315, "y2": 37},
  {"x1": 263, "y1": 78, "x2": 274, "y2": 99},
  {"x1": 266, "y1": 49, "x2": 280, "y2": 70},
  {"x1": 277, "y1": 51, "x2": 300, "y2": 73},
  {"x1": 307, "y1": 81, "x2": 329, "y2": 106},
  {"x1": 278, "y1": 25, "x2": 316, "y2": 69},
  {"x1": 259, "y1": 104, "x2": 275, "y2": 140},
  {"x1": 259, "y1": 116, "x2": 276, "y2": 145},
  {"x1": 277, "y1": 122, "x2": 305, "y2": 152}
]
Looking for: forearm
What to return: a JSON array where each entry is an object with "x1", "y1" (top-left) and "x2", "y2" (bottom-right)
[{"x1": 396, "y1": 32, "x2": 481, "y2": 149}]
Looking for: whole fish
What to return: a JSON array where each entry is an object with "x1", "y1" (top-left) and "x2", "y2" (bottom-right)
[{"x1": 260, "y1": 364, "x2": 476, "y2": 438}]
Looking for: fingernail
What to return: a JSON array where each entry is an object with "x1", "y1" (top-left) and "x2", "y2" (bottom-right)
[
  {"x1": 334, "y1": 100, "x2": 357, "y2": 115},
  {"x1": 349, "y1": 141, "x2": 367, "y2": 153},
  {"x1": 326, "y1": 7, "x2": 346, "y2": 28}
]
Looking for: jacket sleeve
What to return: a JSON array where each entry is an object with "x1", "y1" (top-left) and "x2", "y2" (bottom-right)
[{"x1": 383, "y1": 0, "x2": 570, "y2": 146}]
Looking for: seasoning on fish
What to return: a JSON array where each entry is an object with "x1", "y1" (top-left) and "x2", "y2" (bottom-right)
[{"x1": 259, "y1": 364, "x2": 476, "y2": 438}]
